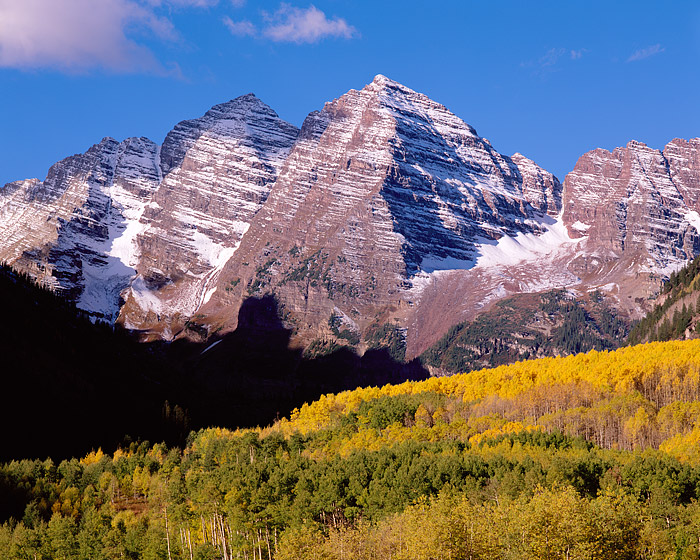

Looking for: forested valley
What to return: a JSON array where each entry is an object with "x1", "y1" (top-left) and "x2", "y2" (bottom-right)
[
  {"x1": 5, "y1": 340, "x2": 700, "y2": 558},
  {"x1": 6, "y1": 256, "x2": 700, "y2": 559}
]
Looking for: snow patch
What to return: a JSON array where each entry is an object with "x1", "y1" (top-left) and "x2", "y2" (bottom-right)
[
  {"x1": 192, "y1": 231, "x2": 230, "y2": 267},
  {"x1": 189, "y1": 226, "x2": 247, "y2": 312},
  {"x1": 201, "y1": 340, "x2": 222, "y2": 355},
  {"x1": 130, "y1": 275, "x2": 166, "y2": 315},
  {"x1": 409, "y1": 216, "x2": 586, "y2": 298},
  {"x1": 203, "y1": 286, "x2": 218, "y2": 305},
  {"x1": 108, "y1": 219, "x2": 145, "y2": 268},
  {"x1": 475, "y1": 217, "x2": 584, "y2": 269},
  {"x1": 685, "y1": 211, "x2": 700, "y2": 233}
]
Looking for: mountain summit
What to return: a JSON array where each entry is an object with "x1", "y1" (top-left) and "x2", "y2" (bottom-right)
[
  {"x1": 1, "y1": 77, "x2": 699, "y2": 358},
  {"x1": 196, "y1": 74, "x2": 563, "y2": 352}
]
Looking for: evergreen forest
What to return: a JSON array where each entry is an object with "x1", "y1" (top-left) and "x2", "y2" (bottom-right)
[{"x1": 4, "y1": 340, "x2": 700, "y2": 558}]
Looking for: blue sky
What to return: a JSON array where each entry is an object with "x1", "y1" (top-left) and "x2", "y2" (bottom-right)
[{"x1": 1, "y1": 0, "x2": 699, "y2": 187}]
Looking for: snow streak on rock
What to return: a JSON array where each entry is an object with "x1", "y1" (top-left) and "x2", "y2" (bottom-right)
[
  {"x1": 375, "y1": 75, "x2": 562, "y2": 276},
  {"x1": 204, "y1": 75, "x2": 564, "y2": 346},
  {"x1": 2, "y1": 76, "x2": 700, "y2": 357},
  {"x1": 563, "y1": 139, "x2": 700, "y2": 276},
  {"x1": 0, "y1": 136, "x2": 161, "y2": 321},
  {"x1": 121, "y1": 94, "x2": 299, "y2": 331}
]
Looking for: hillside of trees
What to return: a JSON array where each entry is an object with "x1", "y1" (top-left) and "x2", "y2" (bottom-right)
[
  {"x1": 4, "y1": 340, "x2": 700, "y2": 558},
  {"x1": 421, "y1": 289, "x2": 628, "y2": 373},
  {"x1": 628, "y1": 255, "x2": 700, "y2": 344}
]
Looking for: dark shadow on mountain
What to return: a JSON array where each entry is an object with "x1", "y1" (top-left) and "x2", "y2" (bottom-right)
[
  {"x1": 0, "y1": 272, "x2": 429, "y2": 464},
  {"x1": 180, "y1": 294, "x2": 430, "y2": 430},
  {"x1": 0, "y1": 264, "x2": 174, "y2": 463}
]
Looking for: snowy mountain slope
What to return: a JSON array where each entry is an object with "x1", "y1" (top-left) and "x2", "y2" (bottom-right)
[
  {"x1": 119, "y1": 94, "x2": 299, "y2": 336},
  {"x1": 0, "y1": 136, "x2": 161, "y2": 321},
  {"x1": 407, "y1": 138, "x2": 700, "y2": 357},
  {"x1": 1, "y1": 76, "x2": 699, "y2": 362},
  {"x1": 200, "y1": 75, "x2": 564, "y2": 348}
]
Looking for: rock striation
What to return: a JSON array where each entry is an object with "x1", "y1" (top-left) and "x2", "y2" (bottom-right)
[
  {"x1": 120, "y1": 95, "x2": 299, "y2": 336},
  {"x1": 563, "y1": 139, "x2": 700, "y2": 273},
  {"x1": 200, "y1": 75, "x2": 563, "y2": 346},
  {"x1": 407, "y1": 138, "x2": 700, "y2": 356},
  {"x1": 0, "y1": 136, "x2": 161, "y2": 321},
  {"x1": 1, "y1": 76, "x2": 699, "y2": 360}
]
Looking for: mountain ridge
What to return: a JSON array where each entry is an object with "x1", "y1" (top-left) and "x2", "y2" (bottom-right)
[{"x1": 1, "y1": 75, "x2": 699, "y2": 359}]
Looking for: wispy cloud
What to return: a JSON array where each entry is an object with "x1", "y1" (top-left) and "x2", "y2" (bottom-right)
[
  {"x1": 146, "y1": 0, "x2": 220, "y2": 6},
  {"x1": 0, "y1": 0, "x2": 357, "y2": 73},
  {"x1": 223, "y1": 16, "x2": 256, "y2": 37},
  {"x1": 223, "y1": 4, "x2": 357, "y2": 43},
  {"x1": 520, "y1": 47, "x2": 586, "y2": 76},
  {"x1": 0, "y1": 0, "x2": 214, "y2": 73},
  {"x1": 627, "y1": 44, "x2": 664, "y2": 62},
  {"x1": 538, "y1": 47, "x2": 567, "y2": 68},
  {"x1": 262, "y1": 4, "x2": 356, "y2": 43}
]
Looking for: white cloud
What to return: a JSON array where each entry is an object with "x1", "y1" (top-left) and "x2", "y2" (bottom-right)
[
  {"x1": 520, "y1": 47, "x2": 585, "y2": 77},
  {"x1": 262, "y1": 4, "x2": 356, "y2": 43},
  {"x1": 223, "y1": 16, "x2": 256, "y2": 37},
  {"x1": 627, "y1": 44, "x2": 664, "y2": 62},
  {"x1": 0, "y1": 0, "x2": 213, "y2": 73},
  {"x1": 146, "y1": 0, "x2": 219, "y2": 6},
  {"x1": 538, "y1": 47, "x2": 566, "y2": 68}
]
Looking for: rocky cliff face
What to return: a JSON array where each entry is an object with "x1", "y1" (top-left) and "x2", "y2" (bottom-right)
[
  {"x1": 407, "y1": 138, "x2": 700, "y2": 357},
  {"x1": 199, "y1": 75, "x2": 563, "y2": 347},
  {"x1": 119, "y1": 95, "x2": 299, "y2": 336},
  {"x1": 0, "y1": 136, "x2": 161, "y2": 321},
  {"x1": 0, "y1": 95, "x2": 297, "y2": 329},
  {"x1": 563, "y1": 140, "x2": 700, "y2": 274},
  {"x1": 1, "y1": 76, "x2": 699, "y2": 363}
]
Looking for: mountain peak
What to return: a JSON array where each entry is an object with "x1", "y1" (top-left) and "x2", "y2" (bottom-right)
[
  {"x1": 626, "y1": 139, "x2": 650, "y2": 150},
  {"x1": 206, "y1": 93, "x2": 273, "y2": 118},
  {"x1": 367, "y1": 73, "x2": 414, "y2": 95},
  {"x1": 372, "y1": 73, "x2": 396, "y2": 86}
]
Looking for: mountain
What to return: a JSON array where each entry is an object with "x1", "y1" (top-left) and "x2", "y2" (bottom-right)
[
  {"x1": 1, "y1": 76, "x2": 700, "y2": 361},
  {"x1": 562, "y1": 139, "x2": 700, "y2": 308},
  {"x1": 199, "y1": 74, "x2": 563, "y2": 354},
  {"x1": 0, "y1": 95, "x2": 298, "y2": 332},
  {"x1": 0, "y1": 136, "x2": 161, "y2": 321},
  {"x1": 121, "y1": 95, "x2": 299, "y2": 338},
  {"x1": 0, "y1": 262, "x2": 173, "y2": 461},
  {"x1": 404, "y1": 138, "x2": 700, "y2": 357}
]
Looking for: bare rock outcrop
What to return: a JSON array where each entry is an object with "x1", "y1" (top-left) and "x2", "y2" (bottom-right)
[
  {"x1": 119, "y1": 94, "x2": 299, "y2": 336},
  {"x1": 0, "y1": 136, "x2": 161, "y2": 321},
  {"x1": 201, "y1": 75, "x2": 563, "y2": 349}
]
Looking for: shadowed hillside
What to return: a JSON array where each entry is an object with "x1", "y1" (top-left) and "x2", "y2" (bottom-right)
[
  {"x1": 0, "y1": 265, "x2": 428, "y2": 461},
  {"x1": 421, "y1": 289, "x2": 628, "y2": 374}
]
